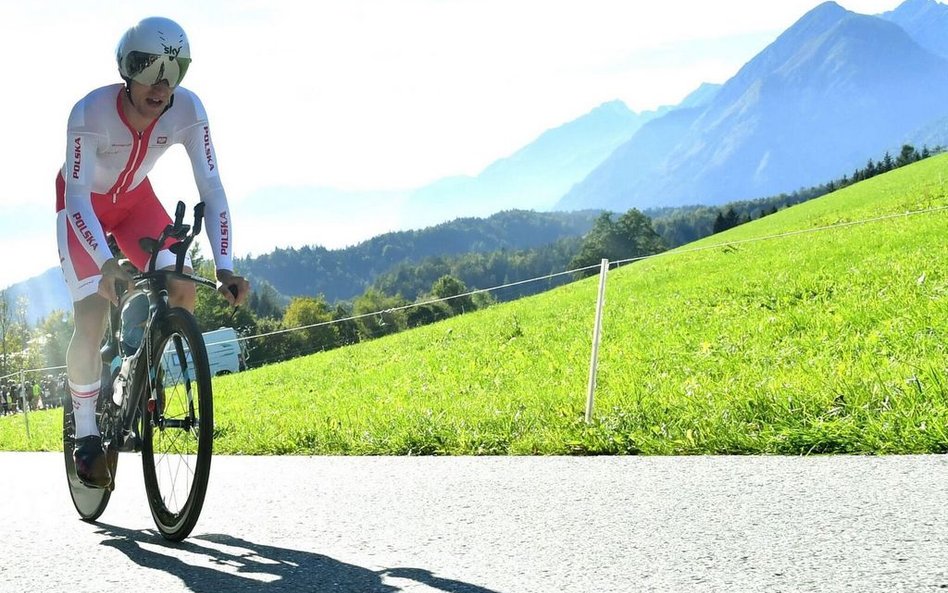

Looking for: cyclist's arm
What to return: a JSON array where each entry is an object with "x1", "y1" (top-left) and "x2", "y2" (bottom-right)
[
  {"x1": 62, "y1": 106, "x2": 112, "y2": 269},
  {"x1": 179, "y1": 93, "x2": 234, "y2": 274}
]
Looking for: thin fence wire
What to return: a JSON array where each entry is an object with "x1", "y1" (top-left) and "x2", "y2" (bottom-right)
[
  {"x1": 227, "y1": 203, "x2": 948, "y2": 346},
  {"x1": 0, "y1": 365, "x2": 67, "y2": 383},
  {"x1": 226, "y1": 261, "x2": 604, "y2": 345},
  {"x1": 2, "y1": 202, "x2": 945, "y2": 382}
]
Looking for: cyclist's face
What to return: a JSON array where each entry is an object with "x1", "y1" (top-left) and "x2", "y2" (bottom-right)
[{"x1": 128, "y1": 80, "x2": 173, "y2": 120}]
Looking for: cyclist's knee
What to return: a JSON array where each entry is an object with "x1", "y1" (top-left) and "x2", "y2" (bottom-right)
[
  {"x1": 168, "y1": 276, "x2": 197, "y2": 310},
  {"x1": 72, "y1": 295, "x2": 109, "y2": 341}
]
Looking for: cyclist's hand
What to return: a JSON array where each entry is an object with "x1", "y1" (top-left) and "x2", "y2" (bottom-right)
[
  {"x1": 216, "y1": 270, "x2": 249, "y2": 307},
  {"x1": 98, "y1": 257, "x2": 133, "y2": 306}
]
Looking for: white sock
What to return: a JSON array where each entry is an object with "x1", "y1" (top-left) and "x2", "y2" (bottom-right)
[{"x1": 70, "y1": 379, "x2": 100, "y2": 439}]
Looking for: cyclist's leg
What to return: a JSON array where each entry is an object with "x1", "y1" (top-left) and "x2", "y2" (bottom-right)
[
  {"x1": 57, "y1": 172, "x2": 129, "y2": 486},
  {"x1": 58, "y1": 206, "x2": 113, "y2": 487},
  {"x1": 66, "y1": 295, "x2": 109, "y2": 435},
  {"x1": 57, "y1": 202, "x2": 111, "y2": 438}
]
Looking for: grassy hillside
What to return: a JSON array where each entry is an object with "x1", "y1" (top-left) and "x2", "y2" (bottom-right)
[{"x1": 3, "y1": 155, "x2": 946, "y2": 454}]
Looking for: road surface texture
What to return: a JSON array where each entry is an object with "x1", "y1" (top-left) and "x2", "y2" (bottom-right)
[{"x1": 1, "y1": 453, "x2": 946, "y2": 592}]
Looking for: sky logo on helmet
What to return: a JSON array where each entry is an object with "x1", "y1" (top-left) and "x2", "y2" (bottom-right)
[{"x1": 163, "y1": 45, "x2": 182, "y2": 58}]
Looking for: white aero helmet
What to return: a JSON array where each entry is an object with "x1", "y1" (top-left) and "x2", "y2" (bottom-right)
[{"x1": 117, "y1": 17, "x2": 191, "y2": 88}]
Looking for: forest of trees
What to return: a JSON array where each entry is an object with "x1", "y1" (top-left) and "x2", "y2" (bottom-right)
[
  {"x1": 2, "y1": 144, "x2": 941, "y2": 379},
  {"x1": 236, "y1": 209, "x2": 602, "y2": 302},
  {"x1": 0, "y1": 291, "x2": 70, "y2": 382}
]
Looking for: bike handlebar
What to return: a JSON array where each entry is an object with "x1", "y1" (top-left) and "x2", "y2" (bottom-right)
[
  {"x1": 141, "y1": 200, "x2": 202, "y2": 274},
  {"x1": 133, "y1": 268, "x2": 217, "y2": 290},
  {"x1": 131, "y1": 201, "x2": 216, "y2": 290}
]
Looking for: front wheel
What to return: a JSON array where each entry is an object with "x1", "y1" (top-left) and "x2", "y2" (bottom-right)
[{"x1": 141, "y1": 307, "x2": 213, "y2": 541}]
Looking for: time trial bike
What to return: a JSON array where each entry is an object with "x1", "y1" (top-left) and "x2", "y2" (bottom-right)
[{"x1": 63, "y1": 201, "x2": 220, "y2": 541}]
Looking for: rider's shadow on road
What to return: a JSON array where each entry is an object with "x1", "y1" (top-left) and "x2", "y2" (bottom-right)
[{"x1": 96, "y1": 524, "x2": 503, "y2": 593}]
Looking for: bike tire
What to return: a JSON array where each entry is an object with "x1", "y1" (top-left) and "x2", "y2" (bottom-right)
[
  {"x1": 62, "y1": 396, "x2": 112, "y2": 521},
  {"x1": 141, "y1": 307, "x2": 214, "y2": 541}
]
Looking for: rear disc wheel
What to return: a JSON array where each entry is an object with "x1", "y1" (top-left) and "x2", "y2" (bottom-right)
[{"x1": 63, "y1": 396, "x2": 112, "y2": 520}]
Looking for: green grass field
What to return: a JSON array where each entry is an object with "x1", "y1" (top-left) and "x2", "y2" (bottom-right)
[{"x1": 3, "y1": 155, "x2": 947, "y2": 455}]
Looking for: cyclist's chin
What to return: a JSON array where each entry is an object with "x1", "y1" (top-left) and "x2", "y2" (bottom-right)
[{"x1": 137, "y1": 99, "x2": 166, "y2": 118}]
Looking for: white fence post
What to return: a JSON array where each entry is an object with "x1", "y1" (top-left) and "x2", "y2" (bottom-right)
[
  {"x1": 19, "y1": 369, "x2": 29, "y2": 440},
  {"x1": 585, "y1": 259, "x2": 609, "y2": 424}
]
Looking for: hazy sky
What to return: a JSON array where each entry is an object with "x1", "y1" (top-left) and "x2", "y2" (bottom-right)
[{"x1": 0, "y1": 0, "x2": 904, "y2": 289}]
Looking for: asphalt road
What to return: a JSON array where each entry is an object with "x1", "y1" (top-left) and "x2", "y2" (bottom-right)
[{"x1": 1, "y1": 453, "x2": 946, "y2": 593}]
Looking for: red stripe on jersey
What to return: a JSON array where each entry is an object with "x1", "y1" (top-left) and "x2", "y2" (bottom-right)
[
  {"x1": 108, "y1": 91, "x2": 137, "y2": 195},
  {"x1": 120, "y1": 124, "x2": 155, "y2": 194},
  {"x1": 108, "y1": 90, "x2": 159, "y2": 195}
]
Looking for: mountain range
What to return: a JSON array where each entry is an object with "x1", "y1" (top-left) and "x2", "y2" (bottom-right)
[
  {"x1": 557, "y1": 0, "x2": 948, "y2": 210},
  {"x1": 237, "y1": 0, "x2": 948, "y2": 232},
  {"x1": 399, "y1": 100, "x2": 669, "y2": 226},
  {"x1": 881, "y1": 0, "x2": 948, "y2": 58},
  {"x1": 236, "y1": 98, "x2": 674, "y2": 249}
]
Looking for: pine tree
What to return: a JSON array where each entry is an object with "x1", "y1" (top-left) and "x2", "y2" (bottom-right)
[{"x1": 882, "y1": 152, "x2": 894, "y2": 172}]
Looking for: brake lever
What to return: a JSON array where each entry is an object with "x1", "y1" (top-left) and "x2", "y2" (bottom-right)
[{"x1": 226, "y1": 284, "x2": 240, "y2": 325}]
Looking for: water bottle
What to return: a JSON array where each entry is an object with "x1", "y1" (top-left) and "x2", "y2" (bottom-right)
[{"x1": 113, "y1": 292, "x2": 148, "y2": 406}]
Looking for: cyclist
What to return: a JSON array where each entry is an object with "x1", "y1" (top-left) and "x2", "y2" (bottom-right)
[{"x1": 56, "y1": 16, "x2": 249, "y2": 488}]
